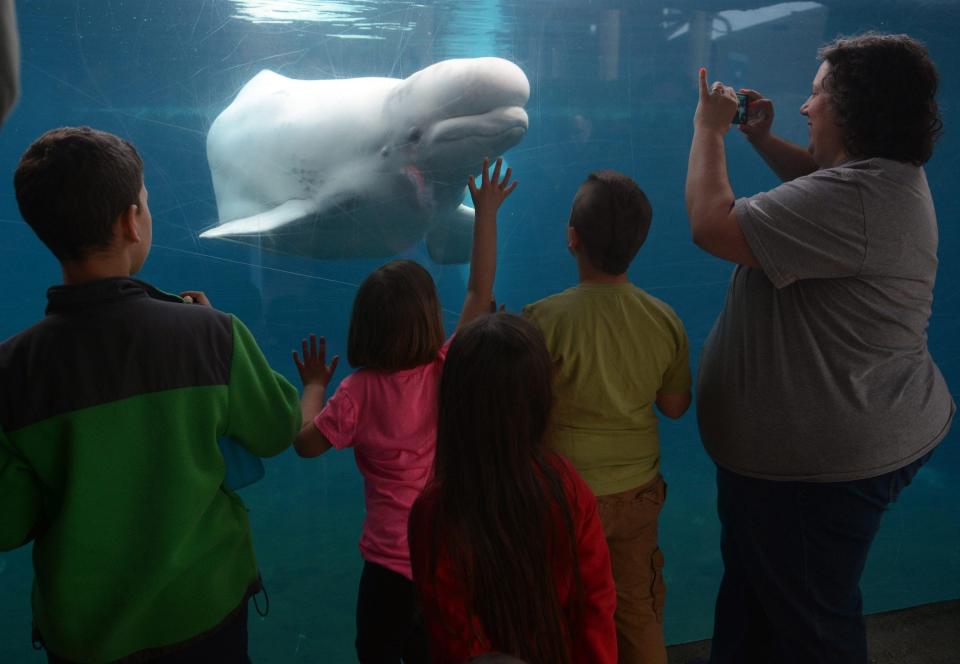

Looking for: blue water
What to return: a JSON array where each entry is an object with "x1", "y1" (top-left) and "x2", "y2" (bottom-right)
[{"x1": 1, "y1": 1, "x2": 959, "y2": 661}]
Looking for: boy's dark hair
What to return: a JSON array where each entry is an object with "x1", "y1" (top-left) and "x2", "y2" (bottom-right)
[
  {"x1": 14, "y1": 126, "x2": 144, "y2": 262},
  {"x1": 348, "y1": 259, "x2": 444, "y2": 371},
  {"x1": 428, "y1": 313, "x2": 582, "y2": 664},
  {"x1": 568, "y1": 170, "x2": 652, "y2": 276},
  {"x1": 819, "y1": 32, "x2": 942, "y2": 165}
]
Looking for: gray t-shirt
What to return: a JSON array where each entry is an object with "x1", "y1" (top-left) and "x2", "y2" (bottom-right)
[{"x1": 697, "y1": 157, "x2": 954, "y2": 481}]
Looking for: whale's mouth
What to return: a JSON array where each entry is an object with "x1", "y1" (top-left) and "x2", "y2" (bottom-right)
[{"x1": 427, "y1": 106, "x2": 529, "y2": 145}]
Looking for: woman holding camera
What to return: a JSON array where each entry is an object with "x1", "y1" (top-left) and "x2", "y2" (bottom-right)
[{"x1": 685, "y1": 33, "x2": 953, "y2": 663}]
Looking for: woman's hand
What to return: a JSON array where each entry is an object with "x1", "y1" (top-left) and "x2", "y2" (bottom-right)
[
  {"x1": 293, "y1": 334, "x2": 339, "y2": 389},
  {"x1": 694, "y1": 67, "x2": 739, "y2": 135},
  {"x1": 737, "y1": 87, "x2": 774, "y2": 144}
]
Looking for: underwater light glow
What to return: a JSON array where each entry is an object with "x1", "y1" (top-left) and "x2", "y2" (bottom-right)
[{"x1": 230, "y1": 0, "x2": 423, "y2": 34}]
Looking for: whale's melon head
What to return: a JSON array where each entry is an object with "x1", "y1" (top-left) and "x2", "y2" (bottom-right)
[{"x1": 382, "y1": 58, "x2": 530, "y2": 178}]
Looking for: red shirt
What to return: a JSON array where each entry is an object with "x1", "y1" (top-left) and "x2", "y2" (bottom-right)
[{"x1": 409, "y1": 454, "x2": 617, "y2": 663}]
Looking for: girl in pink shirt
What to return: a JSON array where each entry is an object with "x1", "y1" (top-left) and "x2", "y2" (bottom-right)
[{"x1": 293, "y1": 158, "x2": 516, "y2": 663}]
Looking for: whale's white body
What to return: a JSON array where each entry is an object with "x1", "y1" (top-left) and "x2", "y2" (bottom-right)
[{"x1": 201, "y1": 58, "x2": 530, "y2": 263}]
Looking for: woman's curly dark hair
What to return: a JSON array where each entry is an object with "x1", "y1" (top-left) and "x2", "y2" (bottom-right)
[{"x1": 819, "y1": 33, "x2": 942, "y2": 165}]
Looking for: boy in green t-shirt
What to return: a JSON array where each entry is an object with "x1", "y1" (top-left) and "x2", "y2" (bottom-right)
[{"x1": 524, "y1": 171, "x2": 691, "y2": 664}]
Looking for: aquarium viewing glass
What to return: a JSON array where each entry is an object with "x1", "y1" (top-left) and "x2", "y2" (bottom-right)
[{"x1": 1, "y1": 1, "x2": 958, "y2": 661}]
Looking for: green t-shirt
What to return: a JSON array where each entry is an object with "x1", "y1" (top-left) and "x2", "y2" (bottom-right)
[{"x1": 524, "y1": 283, "x2": 691, "y2": 496}]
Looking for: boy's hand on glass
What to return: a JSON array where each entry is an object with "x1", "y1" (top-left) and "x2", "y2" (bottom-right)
[
  {"x1": 468, "y1": 156, "x2": 517, "y2": 218},
  {"x1": 293, "y1": 334, "x2": 339, "y2": 388},
  {"x1": 180, "y1": 290, "x2": 211, "y2": 306}
]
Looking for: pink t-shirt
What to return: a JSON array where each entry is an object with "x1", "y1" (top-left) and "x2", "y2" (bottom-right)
[{"x1": 314, "y1": 339, "x2": 451, "y2": 579}]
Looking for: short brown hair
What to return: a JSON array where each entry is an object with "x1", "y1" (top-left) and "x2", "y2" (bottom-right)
[
  {"x1": 568, "y1": 171, "x2": 652, "y2": 276},
  {"x1": 348, "y1": 260, "x2": 444, "y2": 371},
  {"x1": 819, "y1": 33, "x2": 942, "y2": 165},
  {"x1": 14, "y1": 126, "x2": 144, "y2": 262}
]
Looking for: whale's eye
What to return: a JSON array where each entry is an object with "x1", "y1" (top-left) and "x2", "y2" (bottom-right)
[
  {"x1": 380, "y1": 146, "x2": 390, "y2": 158},
  {"x1": 407, "y1": 127, "x2": 422, "y2": 143}
]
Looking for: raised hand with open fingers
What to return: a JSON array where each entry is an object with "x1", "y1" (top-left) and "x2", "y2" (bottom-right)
[
  {"x1": 293, "y1": 334, "x2": 339, "y2": 389},
  {"x1": 468, "y1": 156, "x2": 518, "y2": 219}
]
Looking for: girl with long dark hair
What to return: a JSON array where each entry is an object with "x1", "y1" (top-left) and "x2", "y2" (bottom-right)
[{"x1": 409, "y1": 313, "x2": 617, "y2": 663}]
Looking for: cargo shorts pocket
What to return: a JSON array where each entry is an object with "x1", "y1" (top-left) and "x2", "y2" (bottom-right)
[
  {"x1": 650, "y1": 546, "x2": 666, "y2": 622},
  {"x1": 633, "y1": 475, "x2": 666, "y2": 510}
]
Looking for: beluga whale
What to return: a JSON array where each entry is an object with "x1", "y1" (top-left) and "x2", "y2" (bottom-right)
[{"x1": 200, "y1": 57, "x2": 530, "y2": 263}]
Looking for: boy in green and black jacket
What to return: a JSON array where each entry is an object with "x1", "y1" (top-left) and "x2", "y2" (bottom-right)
[{"x1": 0, "y1": 126, "x2": 301, "y2": 662}]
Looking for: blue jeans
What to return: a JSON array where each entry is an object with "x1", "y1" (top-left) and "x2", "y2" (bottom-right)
[{"x1": 709, "y1": 450, "x2": 934, "y2": 664}]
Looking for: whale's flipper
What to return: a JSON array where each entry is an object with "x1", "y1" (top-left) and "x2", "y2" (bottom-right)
[
  {"x1": 425, "y1": 204, "x2": 475, "y2": 264},
  {"x1": 200, "y1": 199, "x2": 319, "y2": 238}
]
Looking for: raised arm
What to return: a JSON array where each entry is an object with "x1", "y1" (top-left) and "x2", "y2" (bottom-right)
[
  {"x1": 738, "y1": 88, "x2": 817, "y2": 182},
  {"x1": 685, "y1": 68, "x2": 759, "y2": 267},
  {"x1": 456, "y1": 157, "x2": 517, "y2": 330},
  {"x1": 0, "y1": 0, "x2": 19, "y2": 126},
  {"x1": 292, "y1": 334, "x2": 339, "y2": 457}
]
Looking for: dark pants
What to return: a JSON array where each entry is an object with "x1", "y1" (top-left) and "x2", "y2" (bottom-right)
[
  {"x1": 709, "y1": 451, "x2": 933, "y2": 664},
  {"x1": 356, "y1": 560, "x2": 430, "y2": 664},
  {"x1": 46, "y1": 600, "x2": 249, "y2": 663}
]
